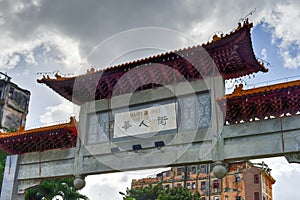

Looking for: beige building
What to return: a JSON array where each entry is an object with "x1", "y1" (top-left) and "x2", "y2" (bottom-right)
[{"x1": 131, "y1": 161, "x2": 275, "y2": 200}]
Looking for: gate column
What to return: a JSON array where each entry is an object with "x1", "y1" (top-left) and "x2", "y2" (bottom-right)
[{"x1": 1, "y1": 155, "x2": 24, "y2": 200}]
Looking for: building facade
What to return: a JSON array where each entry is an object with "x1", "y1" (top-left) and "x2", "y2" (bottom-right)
[
  {"x1": 0, "y1": 72, "x2": 30, "y2": 130},
  {"x1": 131, "y1": 161, "x2": 275, "y2": 200}
]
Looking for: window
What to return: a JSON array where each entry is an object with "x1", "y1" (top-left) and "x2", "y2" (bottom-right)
[
  {"x1": 8, "y1": 87, "x2": 14, "y2": 97},
  {"x1": 191, "y1": 166, "x2": 196, "y2": 174},
  {"x1": 225, "y1": 196, "x2": 228, "y2": 200},
  {"x1": 157, "y1": 173, "x2": 163, "y2": 178},
  {"x1": 177, "y1": 183, "x2": 182, "y2": 187},
  {"x1": 165, "y1": 184, "x2": 170, "y2": 189},
  {"x1": 214, "y1": 197, "x2": 219, "y2": 200},
  {"x1": 235, "y1": 176, "x2": 241, "y2": 182},
  {"x1": 254, "y1": 192, "x2": 259, "y2": 200},
  {"x1": 236, "y1": 196, "x2": 241, "y2": 200},
  {"x1": 201, "y1": 181, "x2": 206, "y2": 190},
  {"x1": 200, "y1": 165, "x2": 206, "y2": 173},
  {"x1": 254, "y1": 174, "x2": 259, "y2": 184},
  {"x1": 213, "y1": 180, "x2": 219, "y2": 189},
  {"x1": 192, "y1": 182, "x2": 196, "y2": 189},
  {"x1": 165, "y1": 170, "x2": 170, "y2": 177},
  {"x1": 177, "y1": 167, "x2": 183, "y2": 176},
  {"x1": 186, "y1": 183, "x2": 191, "y2": 189}
]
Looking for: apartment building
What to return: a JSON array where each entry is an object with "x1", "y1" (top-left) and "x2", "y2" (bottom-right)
[{"x1": 131, "y1": 161, "x2": 275, "y2": 200}]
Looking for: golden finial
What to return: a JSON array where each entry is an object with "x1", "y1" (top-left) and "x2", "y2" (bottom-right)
[
  {"x1": 212, "y1": 34, "x2": 220, "y2": 42},
  {"x1": 55, "y1": 73, "x2": 62, "y2": 79},
  {"x1": 18, "y1": 126, "x2": 25, "y2": 132},
  {"x1": 233, "y1": 84, "x2": 244, "y2": 95}
]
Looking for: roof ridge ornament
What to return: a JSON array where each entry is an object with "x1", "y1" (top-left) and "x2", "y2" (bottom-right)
[
  {"x1": 86, "y1": 67, "x2": 96, "y2": 74},
  {"x1": 239, "y1": 8, "x2": 256, "y2": 25},
  {"x1": 69, "y1": 116, "x2": 76, "y2": 125},
  {"x1": 232, "y1": 84, "x2": 244, "y2": 96}
]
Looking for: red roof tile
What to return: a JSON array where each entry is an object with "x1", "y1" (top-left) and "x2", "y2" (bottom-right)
[
  {"x1": 38, "y1": 20, "x2": 267, "y2": 105},
  {"x1": 218, "y1": 80, "x2": 300, "y2": 124},
  {"x1": 0, "y1": 117, "x2": 77, "y2": 154}
]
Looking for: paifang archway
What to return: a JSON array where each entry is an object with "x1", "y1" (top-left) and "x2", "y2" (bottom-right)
[{"x1": 1, "y1": 21, "x2": 300, "y2": 199}]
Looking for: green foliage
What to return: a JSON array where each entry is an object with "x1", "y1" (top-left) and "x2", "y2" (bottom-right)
[
  {"x1": 123, "y1": 183, "x2": 200, "y2": 200},
  {"x1": 0, "y1": 150, "x2": 8, "y2": 192},
  {"x1": 123, "y1": 183, "x2": 164, "y2": 200},
  {"x1": 157, "y1": 187, "x2": 200, "y2": 200},
  {"x1": 25, "y1": 178, "x2": 89, "y2": 200}
]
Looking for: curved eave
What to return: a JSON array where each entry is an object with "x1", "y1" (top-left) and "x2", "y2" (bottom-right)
[
  {"x1": 38, "y1": 77, "x2": 81, "y2": 105},
  {"x1": 0, "y1": 118, "x2": 78, "y2": 154},
  {"x1": 38, "y1": 21, "x2": 267, "y2": 105},
  {"x1": 204, "y1": 22, "x2": 268, "y2": 79}
]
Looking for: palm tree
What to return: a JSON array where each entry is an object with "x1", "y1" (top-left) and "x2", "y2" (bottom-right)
[{"x1": 25, "y1": 178, "x2": 89, "y2": 200}]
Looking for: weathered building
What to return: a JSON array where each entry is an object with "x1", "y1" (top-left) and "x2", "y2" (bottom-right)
[
  {"x1": 0, "y1": 72, "x2": 30, "y2": 131},
  {"x1": 131, "y1": 161, "x2": 275, "y2": 200}
]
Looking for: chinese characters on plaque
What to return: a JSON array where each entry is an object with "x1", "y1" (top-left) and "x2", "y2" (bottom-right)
[
  {"x1": 114, "y1": 103, "x2": 177, "y2": 138},
  {"x1": 85, "y1": 93, "x2": 211, "y2": 144}
]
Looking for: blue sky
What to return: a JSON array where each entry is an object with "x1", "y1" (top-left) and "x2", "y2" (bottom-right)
[
  {"x1": 251, "y1": 22, "x2": 300, "y2": 86},
  {"x1": 0, "y1": 1, "x2": 300, "y2": 199}
]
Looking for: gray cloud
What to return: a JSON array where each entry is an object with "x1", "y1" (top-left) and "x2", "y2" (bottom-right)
[{"x1": 1, "y1": 0, "x2": 290, "y2": 61}]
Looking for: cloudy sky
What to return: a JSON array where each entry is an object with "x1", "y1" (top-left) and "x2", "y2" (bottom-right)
[{"x1": 1, "y1": 0, "x2": 300, "y2": 199}]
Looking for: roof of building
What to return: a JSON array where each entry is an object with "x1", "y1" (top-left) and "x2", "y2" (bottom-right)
[
  {"x1": 218, "y1": 80, "x2": 300, "y2": 124},
  {"x1": 38, "y1": 20, "x2": 267, "y2": 105},
  {"x1": 0, "y1": 75, "x2": 31, "y2": 95},
  {"x1": 0, "y1": 117, "x2": 77, "y2": 154}
]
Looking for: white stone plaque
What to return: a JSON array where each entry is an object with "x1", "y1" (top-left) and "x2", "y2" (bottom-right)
[{"x1": 114, "y1": 103, "x2": 177, "y2": 138}]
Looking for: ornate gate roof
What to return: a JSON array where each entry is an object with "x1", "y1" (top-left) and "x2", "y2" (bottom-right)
[{"x1": 38, "y1": 20, "x2": 267, "y2": 105}]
